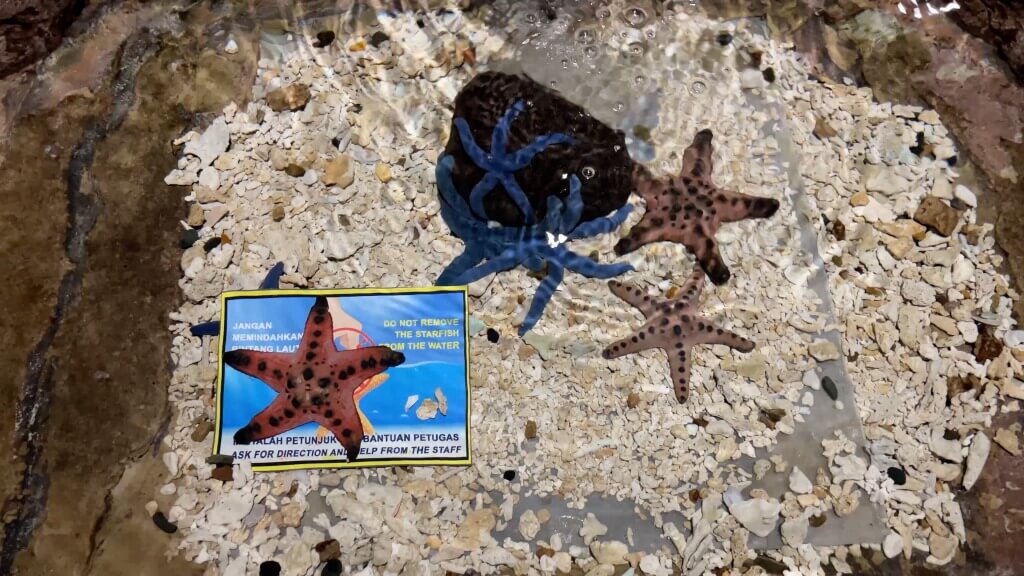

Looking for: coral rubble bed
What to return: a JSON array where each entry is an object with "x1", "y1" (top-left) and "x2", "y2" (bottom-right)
[{"x1": 159, "y1": 4, "x2": 1022, "y2": 575}]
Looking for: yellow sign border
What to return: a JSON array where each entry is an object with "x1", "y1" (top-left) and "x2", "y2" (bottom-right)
[{"x1": 212, "y1": 285, "x2": 472, "y2": 471}]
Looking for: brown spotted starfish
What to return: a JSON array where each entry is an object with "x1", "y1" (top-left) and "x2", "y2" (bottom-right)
[
  {"x1": 614, "y1": 129, "x2": 780, "y2": 285},
  {"x1": 224, "y1": 297, "x2": 405, "y2": 462},
  {"x1": 602, "y1": 268, "x2": 756, "y2": 403}
]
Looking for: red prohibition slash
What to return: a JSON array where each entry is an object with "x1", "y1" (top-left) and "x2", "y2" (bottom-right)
[{"x1": 333, "y1": 327, "x2": 375, "y2": 350}]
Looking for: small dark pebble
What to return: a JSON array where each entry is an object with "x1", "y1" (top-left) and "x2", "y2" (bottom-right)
[
  {"x1": 821, "y1": 376, "x2": 838, "y2": 401},
  {"x1": 284, "y1": 163, "x2": 306, "y2": 177},
  {"x1": 211, "y1": 464, "x2": 233, "y2": 482},
  {"x1": 887, "y1": 466, "x2": 907, "y2": 485},
  {"x1": 203, "y1": 237, "x2": 222, "y2": 252},
  {"x1": 314, "y1": 30, "x2": 336, "y2": 48},
  {"x1": 831, "y1": 220, "x2": 846, "y2": 241},
  {"x1": 180, "y1": 228, "x2": 200, "y2": 249},
  {"x1": 316, "y1": 539, "x2": 341, "y2": 562},
  {"x1": 943, "y1": 428, "x2": 960, "y2": 441},
  {"x1": 321, "y1": 559, "x2": 343, "y2": 576},
  {"x1": 762, "y1": 67, "x2": 775, "y2": 83},
  {"x1": 502, "y1": 470, "x2": 516, "y2": 481},
  {"x1": 206, "y1": 453, "x2": 234, "y2": 466},
  {"x1": 370, "y1": 31, "x2": 390, "y2": 47},
  {"x1": 910, "y1": 132, "x2": 926, "y2": 156},
  {"x1": 486, "y1": 328, "x2": 500, "y2": 343},
  {"x1": 152, "y1": 511, "x2": 177, "y2": 534},
  {"x1": 260, "y1": 561, "x2": 282, "y2": 576},
  {"x1": 331, "y1": 136, "x2": 341, "y2": 148},
  {"x1": 752, "y1": 556, "x2": 788, "y2": 573},
  {"x1": 716, "y1": 32, "x2": 733, "y2": 46}
]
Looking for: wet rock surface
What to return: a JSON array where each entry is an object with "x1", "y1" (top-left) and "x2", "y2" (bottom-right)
[{"x1": 0, "y1": 2, "x2": 255, "y2": 575}]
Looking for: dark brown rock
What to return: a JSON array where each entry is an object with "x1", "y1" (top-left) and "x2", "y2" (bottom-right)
[
  {"x1": 211, "y1": 465, "x2": 234, "y2": 482},
  {"x1": 284, "y1": 163, "x2": 306, "y2": 177},
  {"x1": 445, "y1": 71, "x2": 633, "y2": 227},
  {"x1": 272, "y1": 205, "x2": 286, "y2": 221},
  {"x1": 914, "y1": 196, "x2": 961, "y2": 236},
  {"x1": 266, "y1": 84, "x2": 311, "y2": 112},
  {"x1": 974, "y1": 327, "x2": 1004, "y2": 362},
  {"x1": 315, "y1": 539, "x2": 341, "y2": 562},
  {"x1": 191, "y1": 417, "x2": 213, "y2": 442},
  {"x1": 525, "y1": 420, "x2": 537, "y2": 440}
]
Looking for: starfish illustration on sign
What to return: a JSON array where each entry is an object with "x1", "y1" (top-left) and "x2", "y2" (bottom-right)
[
  {"x1": 613, "y1": 129, "x2": 780, "y2": 285},
  {"x1": 452, "y1": 99, "x2": 576, "y2": 224},
  {"x1": 224, "y1": 296, "x2": 405, "y2": 461},
  {"x1": 436, "y1": 153, "x2": 633, "y2": 335},
  {"x1": 602, "y1": 268, "x2": 756, "y2": 403}
]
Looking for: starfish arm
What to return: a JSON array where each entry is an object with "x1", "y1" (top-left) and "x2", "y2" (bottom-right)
[
  {"x1": 328, "y1": 346, "x2": 406, "y2": 399},
  {"x1": 691, "y1": 235, "x2": 731, "y2": 286},
  {"x1": 558, "y1": 249, "x2": 633, "y2": 279},
  {"x1": 680, "y1": 129, "x2": 715, "y2": 180},
  {"x1": 689, "y1": 321, "x2": 756, "y2": 352},
  {"x1": 519, "y1": 263, "x2": 565, "y2": 335},
  {"x1": 715, "y1": 188, "x2": 780, "y2": 223},
  {"x1": 666, "y1": 346, "x2": 694, "y2": 403},
  {"x1": 563, "y1": 174, "x2": 584, "y2": 231},
  {"x1": 524, "y1": 255, "x2": 546, "y2": 272},
  {"x1": 223, "y1": 348, "x2": 294, "y2": 393},
  {"x1": 508, "y1": 132, "x2": 576, "y2": 169},
  {"x1": 496, "y1": 172, "x2": 536, "y2": 224},
  {"x1": 468, "y1": 172, "x2": 501, "y2": 220},
  {"x1": 608, "y1": 280, "x2": 657, "y2": 317},
  {"x1": 321, "y1": 390, "x2": 364, "y2": 462},
  {"x1": 568, "y1": 204, "x2": 633, "y2": 239},
  {"x1": 191, "y1": 321, "x2": 220, "y2": 337},
  {"x1": 450, "y1": 249, "x2": 523, "y2": 285},
  {"x1": 436, "y1": 154, "x2": 474, "y2": 219},
  {"x1": 259, "y1": 261, "x2": 286, "y2": 289},
  {"x1": 453, "y1": 118, "x2": 493, "y2": 170},
  {"x1": 678, "y1": 267, "x2": 707, "y2": 302},
  {"x1": 601, "y1": 324, "x2": 658, "y2": 359},
  {"x1": 233, "y1": 394, "x2": 309, "y2": 444},
  {"x1": 299, "y1": 296, "x2": 340, "y2": 360},
  {"x1": 490, "y1": 100, "x2": 525, "y2": 158},
  {"x1": 612, "y1": 212, "x2": 668, "y2": 255},
  {"x1": 437, "y1": 249, "x2": 485, "y2": 286}
]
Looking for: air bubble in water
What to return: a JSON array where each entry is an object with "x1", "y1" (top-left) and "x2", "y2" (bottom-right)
[
  {"x1": 525, "y1": 12, "x2": 538, "y2": 24},
  {"x1": 583, "y1": 45, "x2": 598, "y2": 58},
  {"x1": 596, "y1": 6, "x2": 611, "y2": 19},
  {"x1": 576, "y1": 27, "x2": 596, "y2": 45},
  {"x1": 581, "y1": 166, "x2": 596, "y2": 179},
  {"x1": 612, "y1": 102, "x2": 624, "y2": 112},
  {"x1": 550, "y1": 80, "x2": 557, "y2": 88},
  {"x1": 633, "y1": 74, "x2": 646, "y2": 87},
  {"x1": 645, "y1": 28, "x2": 656, "y2": 39},
  {"x1": 561, "y1": 59, "x2": 569, "y2": 69},
  {"x1": 624, "y1": 6, "x2": 647, "y2": 27},
  {"x1": 613, "y1": 144, "x2": 622, "y2": 152},
  {"x1": 690, "y1": 80, "x2": 706, "y2": 95},
  {"x1": 628, "y1": 43, "x2": 645, "y2": 56}
]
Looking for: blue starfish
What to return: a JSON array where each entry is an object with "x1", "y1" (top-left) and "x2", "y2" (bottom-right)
[
  {"x1": 452, "y1": 99, "x2": 576, "y2": 224},
  {"x1": 435, "y1": 152, "x2": 634, "y2": 336},
  {"x1": 189, "y1": 262, "x2": 285, "y2": 337}
]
